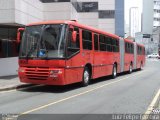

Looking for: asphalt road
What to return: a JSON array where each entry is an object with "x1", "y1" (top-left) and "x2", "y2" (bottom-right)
[{"x1": 0, "y1": 59, "x2": 160, "y2": 120}]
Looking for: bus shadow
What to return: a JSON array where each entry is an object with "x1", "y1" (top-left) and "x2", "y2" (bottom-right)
[
  {"x1": 18, "y1": 70, "x2": 140, "y2": 93},
  {"x1": 17, "y1": 83, "x2": 81, "y2": 94},
  {"x1": 0, "y1": 75, "x2": 18, "y2": 80}
]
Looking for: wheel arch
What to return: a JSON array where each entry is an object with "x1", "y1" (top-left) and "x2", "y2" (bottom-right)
[
  {"x1": 85, "y1": 63, "x2": 92, "y2": 79},
  {"x1": 114, "y1": 62, "x2": 118, "y2": 71}
]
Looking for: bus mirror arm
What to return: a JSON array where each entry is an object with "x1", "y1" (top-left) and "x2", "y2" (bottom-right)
[
  {"x1": 72, "y1": 31, "x2": 77, "y2": 43},
  {"x1": 17, "y1": 28, "x2": 25, "y2": 43}
]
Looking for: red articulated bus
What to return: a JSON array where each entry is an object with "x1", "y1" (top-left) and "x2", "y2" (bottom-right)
[{"x1": 17, "y1": 20, "x2": 145, "y2": 86}]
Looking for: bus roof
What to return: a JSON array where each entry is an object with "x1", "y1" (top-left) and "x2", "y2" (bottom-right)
[
  {"x1": 137, "y1": 43, "x2": 145, "y2": 47},
  {"x1": 27, "y1": 20, "x2": 120, "y2": 39},
  {"x1": 124, "y1": 39, "x2": 134, "y2": 43}
]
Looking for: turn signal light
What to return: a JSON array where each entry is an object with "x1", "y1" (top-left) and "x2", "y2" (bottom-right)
[
  {"x1": 49, "y1": 70, "x2": 62, "y2": 78},
  {"x1": 18, "y1": 68, "x2": 25, "y2": 73}
]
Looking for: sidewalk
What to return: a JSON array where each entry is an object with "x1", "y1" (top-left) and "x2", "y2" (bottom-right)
[{"x1": 0, "y1": 75, "x2": 32, "y2": 91}]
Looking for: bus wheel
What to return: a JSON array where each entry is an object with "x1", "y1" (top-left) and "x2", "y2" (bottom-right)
[
  {"x1": 129, "y1": 63, "x2": 133, "y2": 74},
  {"x1": 81, "y1": 67, "x2": 90, "y2": 87},
  {"x1": 112, "y1": 64, "x2": 117, "y2": 79}
]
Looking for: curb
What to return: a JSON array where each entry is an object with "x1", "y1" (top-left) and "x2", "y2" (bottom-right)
[{"x1": 0, "y1": 84, "x2": 34, "y2": 92}]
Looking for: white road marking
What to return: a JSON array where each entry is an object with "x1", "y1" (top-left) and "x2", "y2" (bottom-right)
[{"x1": 142, "y1": 89, "x2": 160, "y2": 120}]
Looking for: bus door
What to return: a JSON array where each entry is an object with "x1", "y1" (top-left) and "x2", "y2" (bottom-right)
[
  {"x1": 93, "y1": 33, "x2": 101, "y2": 78},
  {"x1": 81, "y1": 30, "x2": 94, "y2": 76},
  {"x1": 65, "y1": 26, "x2": 82, "y2": 84}
]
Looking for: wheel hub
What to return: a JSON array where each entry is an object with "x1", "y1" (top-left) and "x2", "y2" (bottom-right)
[{"x1": 84, "y1": 71, "x2": 89, "y2": 83}]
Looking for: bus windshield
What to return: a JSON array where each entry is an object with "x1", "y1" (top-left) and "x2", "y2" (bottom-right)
[{"x1": 19, "y1": 24, "x2": 67, "y2": 59}]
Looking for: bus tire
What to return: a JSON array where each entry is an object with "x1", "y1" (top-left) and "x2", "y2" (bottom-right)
[
  {"x1": 112, "y1": 64, "x2": 117, "y2": 79},
  {"x1": 129, "y1": 63, "x2": 133, "y2": 74},
  {"x1": 81, "y1": 67, "x2": 90, "y2": 87}
]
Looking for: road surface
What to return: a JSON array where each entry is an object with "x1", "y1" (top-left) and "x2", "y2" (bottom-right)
[{"x1": 0, "y1": 59, "x2": 160, "y2": 120}]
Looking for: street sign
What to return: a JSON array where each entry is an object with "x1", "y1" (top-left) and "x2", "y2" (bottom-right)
[{"x1": 143, "y1": 34, "x2": 151, "y2": 38}]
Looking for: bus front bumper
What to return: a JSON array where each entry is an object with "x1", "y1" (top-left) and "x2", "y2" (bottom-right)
[{"x1": 18, "y1": 67, "x2": 66, "y2": 85}]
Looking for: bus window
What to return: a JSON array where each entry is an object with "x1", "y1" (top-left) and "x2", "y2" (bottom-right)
[
  {"x1": 112, "y1": 39, "x2": 119, "y2": 52},
  {"x1": 115, "y1": 40, "x2": 119, "y2": 52},
  {"x1": 94, "y1": 34, "x2": 98, "y2": 51},
  {"x1": 82, "y1": 30, "x2": 92, "y2": 50},
  {"x1": 99, "y1": 35, "x2": 106, "y2": 51},
  {"x1": 74, "y1": 27, "x2": 80, "y2": 47},
  {"x1": 67, "y1": 27, "x2": 80, "y2": 57}
]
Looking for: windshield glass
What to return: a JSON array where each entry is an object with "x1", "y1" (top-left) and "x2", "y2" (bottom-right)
[{"x1": 19, "y1": 24, "x2": 67, "y2": 59}]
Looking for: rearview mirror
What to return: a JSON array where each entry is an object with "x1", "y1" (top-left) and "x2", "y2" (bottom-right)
[
  {"x1": 17, "y1": 28, "x2": 24, "y2": 43},
  {"x1": 72, "y1": 31, "x2": 77, "y2": 43}
]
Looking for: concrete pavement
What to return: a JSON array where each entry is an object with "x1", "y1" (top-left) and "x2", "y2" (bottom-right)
[{"x1": 0, "y1": 75, "x2": 32, "y2": 91}]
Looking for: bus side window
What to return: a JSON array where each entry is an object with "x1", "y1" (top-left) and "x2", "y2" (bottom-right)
[
  {"x1": 74, "y1": 27, "x2": 80, "y2": 48},
  {"x1": 99, "y1": 35, "x2": 106, "y2": 51},
  {"x1": 67, "y1": 27, "x2": 80, "y2": 57},
  {"x1": 82, "y1": 30, "x2": 92, "y2": 50},
  {"x1": 94, "y1": 34, "x2": 98, "y2": 51},
  {"x1": 114, "y1": 39, "x2": 119, "y2": 52}
]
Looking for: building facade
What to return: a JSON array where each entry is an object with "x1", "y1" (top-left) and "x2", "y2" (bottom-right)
[
  {"x1": 142, "y1": 0, "x2": 160, "y2": 54},
  {"x1": 142, "y1": 0, "x2": 160, "y2": 34},
  {"x1": 129, "y1": 7, "x2": 140, "y2": 37},
  {"x1": 0, "y1": 0, "x2": 125, "y2": 76},
  {"x1": 153, "y1": 0, "x2": 160, "y2": 28}
]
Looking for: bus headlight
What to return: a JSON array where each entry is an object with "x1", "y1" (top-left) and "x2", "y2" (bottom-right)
[
  {"x1": 18, "y1": 68, "x2": 25, "y2": 73},
  {"x1": 49, "y1": 70, "x2": 62, "y2": 78}
]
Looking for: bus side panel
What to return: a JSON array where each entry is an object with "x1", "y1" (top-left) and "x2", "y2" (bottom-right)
[
  {"x1": 103, "y1": 52, "x2": 114, "y2": 76},
  {"x1": 65, "y1": 53, "x2": 84, "y2": 85},
  {"x1": 65, "y1": 68, "x2": 84, "y2": 85},
  {"x1": 142, "y1": 47, "x2": 146, "y2": 67},
  {"x1": 119, "y1": 38, "x2": 125, "y2": 72},
  {"x1": 93, "y1": 51, "x2": 103, "y2": 79},
  {"x1": 124, "y1": 54, "x2": 134, "y2": 71},
  {"x1": 93, "y1": 52, "x2": 113, "y2": 79},
  {"x1": 113, "y1": 52, "x2": 120, "y2": 73},
  {"x1": 137, "y1": 55, "x2": 140, "y2": 68},
  {"x1": 137, "y1": 54, "x2": 145, "y2": 69}
]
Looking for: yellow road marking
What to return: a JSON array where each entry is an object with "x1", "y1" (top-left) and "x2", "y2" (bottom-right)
[
  {"x1": 19, "y1": 71, "x2": 146, "y2": 115},
  {"x1": 0, "y1": 89, "x2": 17, "y2": 94},
  {"x1": 142, "y1": 89, "x2": 160, "y2": 120}
]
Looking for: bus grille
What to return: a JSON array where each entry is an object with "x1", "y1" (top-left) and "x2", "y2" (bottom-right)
[{"x1": 25, "y1": 67, "x2": 49, "y2": 80}]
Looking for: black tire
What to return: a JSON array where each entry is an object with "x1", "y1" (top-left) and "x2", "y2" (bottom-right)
[
  {"x1": 112, "y1": 64, "x2": 117, "y2": 79},
  {"x1": 129, "y1": 63, "x2": 133, "y2": 74},
  {"x1": 81, "y1": 67, "x2": 90, "y2": 87}
]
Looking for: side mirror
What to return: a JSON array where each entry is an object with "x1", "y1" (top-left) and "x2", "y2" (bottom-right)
[
  {"x1": 72, "y1": 31, "x2": 77, "y2": 43},
  {"x1": 17, "y1": 28, "x2": 24, "y2": 43}
]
